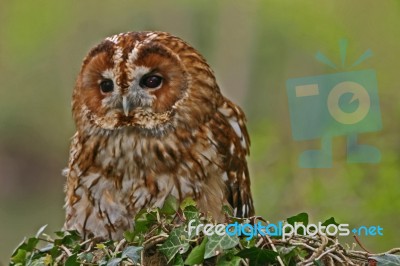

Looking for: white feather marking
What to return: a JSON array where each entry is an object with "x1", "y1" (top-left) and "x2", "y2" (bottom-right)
[
  {"x1": 131, "y1": 66, "x2": 151, "y2": 79},
  {"x1": 113, "y1": 46, "x2": 123, "y2": 67},
  {"x1": 101, "y1": 69, "x2": 114, "y2": 79},
  {"x1": 222, "y1": 172, "x2": 228, "y2": 181},
  {"x1": 242, "y1": 172, "x2": 246, "y2": 181},
  {"x1": 62, "y1": 168, "x2": 69, "y2": 177},
  {"x1": 229, "y1": 143, "x2": 235, "y2": 154},
  {"x1": 143, "y1": 32, "x2": 158, "y2": 43},
  {"x1": 242, "y1": 204, "x2": 247, "y2": 216},
  {"x1": 228, "y1": 118, "x2": 247, "y2": 149},
  {"x1": 129, "y1": 45, "x2": 140, "y2": 60},
  {"x1": 106, "y1": 34, "x2": 120, "y2": 44}
]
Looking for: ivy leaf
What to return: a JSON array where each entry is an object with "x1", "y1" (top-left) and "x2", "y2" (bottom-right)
[
  {"x1": 56, "y1": 231, "x2": 81, "y2": 247},
  {"x1": 276, "y1": 246, "x2": 297, "y2": 265},
  {"x1": 161, "y1": 194, "x2": 179, "y2": 215},
  {"x1": 65, "y1": 253, "x2": 80, "y2": 266},
  {"x1": 11, "y1": 237, "x2": 27, "y2": 257},
  {"x1": 222, "y1": 205, "x2": 233, "y2": 216},
  {"x1": 370, "y1": 254, "x2": 400, "y2": 265},
  {"x1": 185, "y1": 237, "x2": 208, "y2": 265},
  {"x1": 287, "y1": 212, "x2": 309, "y2": 226},
  {"x1": 123, "y1": 230, "x2": 135, "y2": 242},
  {"x1": 49, "y1": 245, "x2": 62, "y2": 259},
  {"x1": 159, "y1": 227, "x2": 190, "y2": 263},
  {"x1": 180, "y1": 197, "x2": 197, "y2": 209},
  {"x1": 204, "y1": 232, "x2": 239, "y2": 259},
  {"x1": 55, "y1": 231, "x2": 66, "y2": 238},
  {"x1": 321, "y1": 217, "x2": 339, "y2": 226},
  {"x1": 10, "y1": 249, "x2": 27, "y2": 264},
  {"x1": 172, "y1": 254, "x2": 184, "y2": 266},
  {"x1": 28, "y1": 254, "x2": 53, "y2": 266},
  {"x1": 43, "y1": 254, "x2": 53, "y2": 265},
  {"x1": 287, "y1": 212, "x2": 308, "y2": 235},
  {"x1": 106, "y1": 258, "x2": 123, "y2": 266},
  {"x1": 236, "y1": 247, "x2": 278, "y2": 266},
  {"x1": 184, "y1": 205, "x2": 201, "y2": 238},
  {"x1": 79, "y1": 252, "x2": 94, "y2": 263},
  {"x1": 25, "y1": 237, "x2": 39, "y2": 252},
  {"x1": 184, "y1": 205, "x2": 200, "y2": 222},
  {"x1": 216, "y1": 250, "x2": 242, "y2": 266},
  {"x1": 122, "y1": 246, "x2": 142, "y2": 263}
]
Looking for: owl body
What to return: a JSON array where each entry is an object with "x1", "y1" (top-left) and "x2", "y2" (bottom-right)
[{"x1": 64, "y1": 32, "x2": 254, "y2": 240}]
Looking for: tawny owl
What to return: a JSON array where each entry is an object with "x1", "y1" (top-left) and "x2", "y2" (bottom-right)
[{"x1": 63, "y1": 31, "x2": 254, "y2": 240}]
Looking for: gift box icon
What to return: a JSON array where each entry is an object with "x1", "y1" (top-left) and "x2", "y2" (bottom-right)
[{"x1": 286, "y1": 40, "x2": 382, "y2": 168}]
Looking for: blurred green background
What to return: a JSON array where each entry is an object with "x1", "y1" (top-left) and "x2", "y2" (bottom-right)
[{"x1": 0, "y1": 0, "x2": 399, "y2": 263}]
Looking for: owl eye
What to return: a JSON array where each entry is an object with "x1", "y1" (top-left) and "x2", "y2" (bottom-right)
[
  {"x1": 99, "y1": 79, "x2": 114, "y2": 93},
  {"x1": 140, "y1": 75, "x2": 163, "y2": 89}
]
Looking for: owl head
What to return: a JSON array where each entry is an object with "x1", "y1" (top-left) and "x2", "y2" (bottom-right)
[{"x1": 72, "y1": 31, "x2": 222, "y2": 136}]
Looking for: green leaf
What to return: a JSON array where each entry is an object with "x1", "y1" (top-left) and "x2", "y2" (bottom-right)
[
  {"x1": 184, "y1": 205, "x2": 200, "y2": 222},
  {"x1": 122, "y1": 246, "x2": 142, "y2": 263},
  {"x1": 55, "y1": 231, "x2": 66, "y2": 238},
  {"x1": 172, "y1": 254, "x2": 184, "y2": 266},
  {"x1": 276, "y1": 246, "x2": 297, "y2": 265},
  {"x1": 287, "y1": 212, "x2": 309, "y2": 235},
  {"x1": 106, "y1": 258, "x2": 123, "y2": 266},
  {"x1": 25, "y1": 237, "x2": 39, "y2": 252},
  {"x1": 65, "y1": 253, "x2": 80, "y2": 266},
  {"x1": 321, "y1": 217, "x2": 339, "y2": 226},
  {"x1": 28, "y1": 255, "x2": 53, "y2": 266},
  {"x1": 11, "y1": 249, "x2": 27, "y2": 264},
  {"x1": 370, "y1": 254, "x2": 400, "y2": 266},
  {"x1": 313, "y1": 260, "x2": 324, "y2": 266},
  {"x1": 35, "y1": 224, "x2": 48, "y2": 238},
  {"x1": 180, "y1": 197, "x2": 197, "y2": 209},
  {"x1": 236, "y1": 247, "x2": 278, "y2": 266},
  {"x1": 49, "y1": 245, "x2": 62, "y2": 259},
  {"x1": 287, "y1": 212, "x2": 309, "y2": 226},
  {"x1": 161, "y1": 194, "x2": 179, "y2": 215},
  {"x1": 185, "y1": 237, "x2": 208, "y2": 265},
  {"x1": 79, "y1": 252, "x2": 94, "y2": 263},
  {"x1": 216, "y1": 250, "x2": 242, "y2": 266},
  {"x1": 96, "y1": 243, "x2": 106, "y2": 250},
  {"x1": 123, "y1": 230, "x2": 135, "y2": 242},
  {"x1": 11, "y1": 237, "x2": 27, "y2": 257},
  {"x1": 204, "y1": 232, "x2": 239, "y2": 259},
  {"x1": 159, "y1": 227, "x2": 190, "y2": 263},
  {"x1": 57, "y1": 231, "x2": 81, "y2": 247},
  {"x1": 222, "y1": 205, "x2": 233, "y2": 216}
]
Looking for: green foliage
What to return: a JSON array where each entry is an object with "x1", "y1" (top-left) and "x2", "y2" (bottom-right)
[
  {"x1": 159, "y1": 227, "x2": 191, "y2": 263},
  {"x1": 236, "y1": 247, "x2": 278, "y2": 266},
  {"x1": 370, "y1": 254, "x2": 400, "y2": 266},
  {"x1": 184, "y1": 236, "x2": 207, "y2": 265},
  {"x1": 9, "y1": 198, "x2": 400, "y2": 265}
]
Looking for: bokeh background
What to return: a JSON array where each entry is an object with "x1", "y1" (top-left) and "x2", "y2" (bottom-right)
[{"x1": 1, "y1": 0, "x2": 399, "y2": 263}]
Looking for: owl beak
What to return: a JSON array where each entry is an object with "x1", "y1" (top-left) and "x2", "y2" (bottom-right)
[{"x1": 122, "y1": 96, "x2": 130, "y2": 116}]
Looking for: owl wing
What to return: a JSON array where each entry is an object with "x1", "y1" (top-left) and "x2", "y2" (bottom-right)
[{"x1": 213, "y1": 100, "x2": 255, "y2": 218}]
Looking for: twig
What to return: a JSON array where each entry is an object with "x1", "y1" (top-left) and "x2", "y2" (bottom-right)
[
  {"x1": 115, "y1": 238, "x2": 127, "y2": 253},
  {"x1": 264, "y1": 233, "x2": 284, "y2": 266},
  {"x1": 143, "y1": 234, "x2": 169, "y2": 249},
  {"x1": 60, "y1": 245, "x2": 73, "y2": 256},
  {"x1": 354, "y1": 235, "x2": 372, "y2": 254}
]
